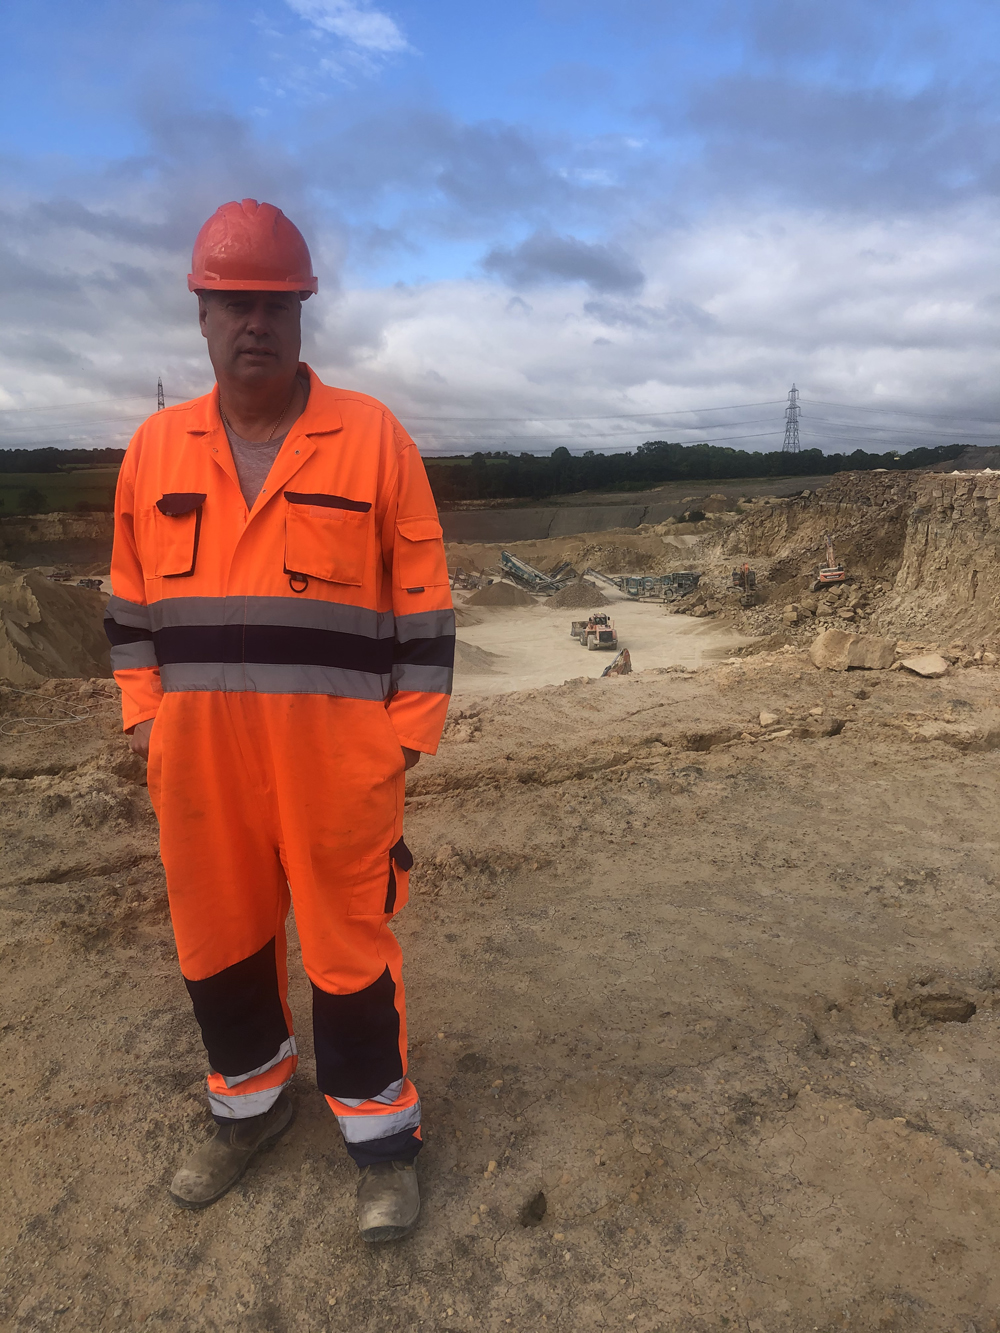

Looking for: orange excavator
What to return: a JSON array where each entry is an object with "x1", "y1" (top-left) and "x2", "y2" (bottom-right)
[{"x1": 817, "y1": 535, "x2": 846, "y2": 585}]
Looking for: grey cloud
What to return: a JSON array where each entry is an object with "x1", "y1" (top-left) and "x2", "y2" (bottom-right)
[
  {"x1": 669, "y1": 75, "x2": 1000, "y2": 210},
  {"x1": 583, "y1": 297, "x2": 719, "y2": 331},
  {"x1": 482, "y1": 231, "x2": 644, "y2": 293}
]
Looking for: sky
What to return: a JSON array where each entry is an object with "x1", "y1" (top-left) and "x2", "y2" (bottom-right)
[{"x1": 1, "y1": 0, "x2": 999, "y2": 456}]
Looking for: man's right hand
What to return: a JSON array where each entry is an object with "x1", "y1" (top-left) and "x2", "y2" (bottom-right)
[{"x1": 129, "y1": 718, "x2": 155, "y2": 760}]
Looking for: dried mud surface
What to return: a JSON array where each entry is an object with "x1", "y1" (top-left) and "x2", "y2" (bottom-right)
[{"x1": 4, "y1": 661, "x2": 1000, "y2": 1332}]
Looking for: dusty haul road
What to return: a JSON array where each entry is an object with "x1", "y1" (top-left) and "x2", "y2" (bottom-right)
[{"x1": 4, "y1": 656, "x2": 1000, "y2": 1333}]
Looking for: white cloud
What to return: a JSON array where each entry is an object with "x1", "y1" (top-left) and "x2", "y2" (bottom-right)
[
  {"x1": 1, "y1": 202, "x2": 998, "y2": 458},
  {"x1": 300, "y1": 205, "x2": 1000, "y2": 456},
  {"x1": 284, "y1": 0, "x2": 408, "y2": 54}
]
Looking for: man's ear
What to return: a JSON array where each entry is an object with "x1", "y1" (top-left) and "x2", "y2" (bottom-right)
[{"x1": 197, "y1": 292, "x2": 209, "y2": 340}]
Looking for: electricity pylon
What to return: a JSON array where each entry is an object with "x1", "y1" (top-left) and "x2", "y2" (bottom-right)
[
  {"x1": 782, "y1": 384, "x2": 800, "y2": 452},
  {"x1": 157, "y1": 377, "x2": 165, "y2": 411}
]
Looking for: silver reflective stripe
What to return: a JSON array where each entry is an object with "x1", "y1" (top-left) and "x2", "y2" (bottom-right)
[
  {"x1": 106, "y1": 595, "x2": 151, "y2": 630},
  {"x1": 394, "y1": 608, "x2": 456, "y2": 642},
  {"x1": 333, "y1": 1098, "x2": 421, "y2": 1144},
  {"x1": 208, "y1": 1082, "x2": 287, "y2": 1120},
  {"x1": 333, "y1": 1079, "x2": 404, "y2": 1109},
  {"x1": 110, "y1": 640, "x2": 158, "y2": 670},
  {"x1": 391, "y1": 663, "x2": 453, "y2": 695},
  {"x1": 160, "y1": 661, "x2": 392, "y2": 698},
  {"x1": 147, "y1": 594, "x2": 393, "y2": 638},
  {"x1": 220, "y1": 1037, "x2": 297, "y2": 1089}
]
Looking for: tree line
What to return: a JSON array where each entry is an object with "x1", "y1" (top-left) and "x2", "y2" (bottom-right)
[
  {"x1": 423, "y1": 441, "x2": 966, "y2": 504},
  {"x1": 0, "y1": 439, "x2": 967, "y2": 513}
]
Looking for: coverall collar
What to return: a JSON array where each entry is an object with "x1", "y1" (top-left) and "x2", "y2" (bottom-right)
[{"x1": 187, "y1": 364, "x2": 344, "y2": 513}]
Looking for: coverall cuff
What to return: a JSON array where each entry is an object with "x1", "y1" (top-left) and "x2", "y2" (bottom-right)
[
  {"x1": 114, "y1": 667, "x2": 164, "y2": 732},
  {"x1": 385, "y1": 691, "x2": 449, "y2": 756},
  {"x1": 124, "y1": 709, "x2": 159, "y2": 735}
]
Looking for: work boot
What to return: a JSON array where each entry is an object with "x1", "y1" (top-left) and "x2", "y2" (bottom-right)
[
  {"x1": 168, "y1": 1093, "x2": 295, "y2": 1210},
  {"x1": 357, "y1": 1160, "x2": 420, "y2": 1243}
]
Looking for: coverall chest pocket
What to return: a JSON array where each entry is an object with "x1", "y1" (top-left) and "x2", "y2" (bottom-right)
[
  {"x1": 395, "y1": 516, "x2": 448, "y2": 592},
  {"x1": 152, "y1": 493, "x2": 206, "y2": 578},
  {"x1": 283, "y1": 492, "x2": 372, "y2": 587}
]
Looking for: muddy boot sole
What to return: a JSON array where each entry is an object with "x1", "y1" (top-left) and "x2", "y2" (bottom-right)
[{"x1": 169, "y1": 1097, "x2": 295, "y2": 1210}]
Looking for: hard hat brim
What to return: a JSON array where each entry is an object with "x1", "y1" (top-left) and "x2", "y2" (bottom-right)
[{"x1": 188, "y1": 275, "x2": 318, "y2": 294}]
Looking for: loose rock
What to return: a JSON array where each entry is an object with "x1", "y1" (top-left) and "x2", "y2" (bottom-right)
[
  {"x1": 809, "y1": 629, "x2": 896, "y2": 672},
  {"x1": 899, "y1": 653, "x2": 951, "y2": 678}
]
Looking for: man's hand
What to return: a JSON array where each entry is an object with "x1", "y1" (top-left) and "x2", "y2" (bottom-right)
[
  {"x1": 129, "y1": 718, "x2": 154, "y2": 760},
  {"x1": 402, "y1": 746, "x2": 421, "y2": 771}
]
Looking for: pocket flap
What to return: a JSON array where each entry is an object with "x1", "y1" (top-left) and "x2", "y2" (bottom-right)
[
  {"x1": 397, "y1": 516, "x2": 443, "y2": 542},
  {"x1": 390, "y1": 837, "x2": 414, "y2": 871},
  {"x1": 284, "y1": 492, "x2": 371, "y2": 513},
  {"x1": 156, "y1": 492, "x2": 206, "y2": 517}
]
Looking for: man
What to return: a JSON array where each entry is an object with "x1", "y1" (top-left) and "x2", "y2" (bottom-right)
[{"x1": 105, "y1": 199, "x2": 454, "y2": 1242}]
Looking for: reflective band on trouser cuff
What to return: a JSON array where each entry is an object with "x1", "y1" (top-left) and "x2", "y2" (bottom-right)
[
  {"x1": 207, "y1": 1048, "x2": 298, "y2": 1120},
  {"x1": 326, "y1": 1077, "x2": 420, "y2": 1143}
]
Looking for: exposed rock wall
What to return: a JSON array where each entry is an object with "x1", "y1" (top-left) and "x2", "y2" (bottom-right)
[
  {"x1": 0, "y1": 511, "x2": 114, "y2": 566},
  {"x1": 722, "y1": 471, "x2": 917, "y2": 582},
  {"x1": 890, "y1": 473, "x2": 1000, "y2": 637}
]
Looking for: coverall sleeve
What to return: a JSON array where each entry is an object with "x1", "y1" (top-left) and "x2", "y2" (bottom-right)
[
  {"x1": 385, "y1": 436, "x2": 454, "y2": 754},
  {"x1": 105, "y1": 440, "x2": 163, "y2": 732}
]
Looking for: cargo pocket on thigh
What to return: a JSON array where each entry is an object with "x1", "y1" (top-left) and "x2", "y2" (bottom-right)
[{"x1": 348, "y1": 839, "x2": 413, "y2": 918}]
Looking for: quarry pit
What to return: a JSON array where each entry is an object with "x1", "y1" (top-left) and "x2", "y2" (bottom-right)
[{"x1": 4, "y1": 468, "x2": 1000, "y2": 1332}]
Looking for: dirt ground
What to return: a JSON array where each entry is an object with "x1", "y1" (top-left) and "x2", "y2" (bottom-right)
[
  {"x1": 452, "y1": 596, "x2": 748, "y2": 692},
  {"x1": 4, "y1": 649, "x2": 1000, "y2": 1333}
]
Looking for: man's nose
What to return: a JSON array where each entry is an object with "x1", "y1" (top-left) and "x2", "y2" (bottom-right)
[{"x1": 245, "y1": 306, "x2": 273, "y2": 336}]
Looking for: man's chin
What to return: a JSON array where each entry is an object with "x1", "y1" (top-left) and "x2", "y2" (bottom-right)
[{"x1": 230, "y1": 357, "x2": 288, "y2": 383}]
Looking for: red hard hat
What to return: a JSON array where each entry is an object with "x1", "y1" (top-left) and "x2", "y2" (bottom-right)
[{"x1": 188, "y1": 199, "x2": 318, "y2": 295}]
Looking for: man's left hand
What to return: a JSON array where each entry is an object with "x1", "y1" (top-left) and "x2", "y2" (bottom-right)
[{"x1": 402, "y1": 747, "x2": 421, "y2": 771}]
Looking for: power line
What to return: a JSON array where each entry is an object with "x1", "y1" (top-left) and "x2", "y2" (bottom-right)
[
  {"x1": 402, "y1": 399, "x2": 787, "y2": 423},
  {"x1": 801, "y1": 397, "x2": 1000, "y2": 422},
  {"x1": 0, "y1": 394, "x2": 187, "y2": 416},
  {"x1": 416, "y1": 429, "x2": 786, "y2": 447}
]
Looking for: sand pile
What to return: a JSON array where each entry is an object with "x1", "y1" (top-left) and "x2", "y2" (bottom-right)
[
  {"x1": 0, "y1": 565, "x2": 111, "y2": 684},
  {"x1": 466, "y1": 581, "x2": 535, "y2": 607},
  {"x1": 549, "y1": 580, "x2": 611, "y2": 609},
  {"x1": 453, "y1": 606, "x2": 482, "y2": 627},
  {"x1": 453, "y1": 639, "x2": 504, "y2": 675}
]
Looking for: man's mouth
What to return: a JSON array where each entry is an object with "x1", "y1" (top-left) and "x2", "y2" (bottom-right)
[{"x1": 239, "y1": 346, "x2": 276, "y2": 358}]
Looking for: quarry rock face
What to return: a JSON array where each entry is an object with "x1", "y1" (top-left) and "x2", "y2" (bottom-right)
[
  {"x1": 894, "y1": 473, "x2": 1000, "y2": 638},
  {"x1": 809, "y1": 628, "x2": 896, "y2": 671}
]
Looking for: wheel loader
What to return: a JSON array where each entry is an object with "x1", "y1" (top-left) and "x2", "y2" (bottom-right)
[{"x1": 569, "y1": 612, "x2": 619, "y2": 651}]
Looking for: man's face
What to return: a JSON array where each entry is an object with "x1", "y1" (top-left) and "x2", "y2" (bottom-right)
[{"x1": 198, "y1": 290, "x2": 303, "y2": 387}]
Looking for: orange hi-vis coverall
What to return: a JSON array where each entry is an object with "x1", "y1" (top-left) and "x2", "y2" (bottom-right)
[{"x1": 105, "y1": 365, "x2": 454, "y2": 1166}]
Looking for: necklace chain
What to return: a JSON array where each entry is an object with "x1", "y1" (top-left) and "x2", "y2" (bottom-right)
[{"x1": 220, "y1": 380, "x2": 299, "y2": 443}]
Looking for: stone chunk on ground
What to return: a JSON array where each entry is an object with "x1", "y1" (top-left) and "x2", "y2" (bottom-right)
[
  {"x1": 899, "y1": 653, "x2": 951, "y2": 678},
  {"x1": 809, "y1": 628, "x2": 896, "y2": 672}
]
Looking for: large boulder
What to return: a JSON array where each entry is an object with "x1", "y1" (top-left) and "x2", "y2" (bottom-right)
[{"x1": 808, "y1": 628, "x2": 896, "y2": 671}]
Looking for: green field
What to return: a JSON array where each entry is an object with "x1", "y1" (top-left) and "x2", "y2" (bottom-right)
[{"x1": 0, "y1": 469, "x2": 120, "y2": 516}]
